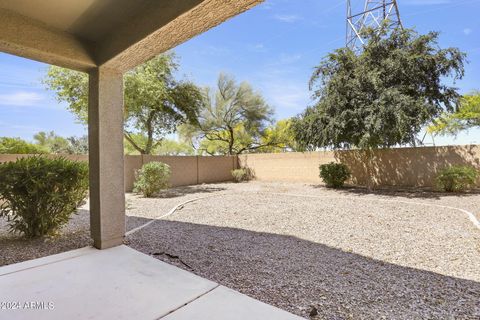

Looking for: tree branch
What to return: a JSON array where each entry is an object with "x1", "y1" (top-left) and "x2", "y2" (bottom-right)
[{"x1": 124, "y1": 132, "x2": 145, "y2": 154}]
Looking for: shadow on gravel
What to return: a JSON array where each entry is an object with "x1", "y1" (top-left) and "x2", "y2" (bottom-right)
[
  {"x1": 148, "y1": 185, "x2": 227, "y2": 199},
  {"x1": 127, "y1": 219, "x2": 480, "y2": 320},
  {"x1": 335, "y1": 145, "x2": 480, "y2": 194},
  {"x1": 313, "y1": 185, "x2": 480, "y2": 200},
  {"x1": 126, "y1": 215, "x2": 152, "y2": 232}
]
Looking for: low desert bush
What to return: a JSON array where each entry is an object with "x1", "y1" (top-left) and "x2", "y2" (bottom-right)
[
  {"x1": 231, "y1": 168, "x2": 253, "y2": 183},
  {"x1": 134, "y1": 161, "x2": 171, "y2": 197},
  {"x1": 319, "y1": 162, "x2": 351, "y2": 188},
  {"x1": 436, "y1": 165, "x2": 478, "y2": 192},
  {"x1": 0, "y1": 156, "x2": 89, "y2": 238}
]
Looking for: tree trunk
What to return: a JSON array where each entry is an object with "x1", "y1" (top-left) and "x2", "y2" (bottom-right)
[
  {"x1": 124, "y1": 132, "x2": 145, "y2": 154},
  {"x1": 144, "y1": 110, "x2": 155, "y2": 154},
  {"x1": 227, "y1": 126, "x2": 235, "y2": 156}
]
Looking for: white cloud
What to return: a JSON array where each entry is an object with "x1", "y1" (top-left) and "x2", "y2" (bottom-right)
[
  {"x1": 273, "y1": 14, "x2": 301, "y2": 23},
  {"x1": 0, "y1": 91, "x2": 44, "y2": 107},
  {"x1": 248, "y1": 43, "x2": 268, "y2": 53},
  {"x1": 402, "y1": 0, "x2": 451, "y2": 5},
  {"x1": 463, "y1": 28, "x2": 472, "y2": 35}
]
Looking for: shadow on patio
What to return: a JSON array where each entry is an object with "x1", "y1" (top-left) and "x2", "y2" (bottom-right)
[{"x1": 126, "y1": 217, "x2": 480, "y2": 319}]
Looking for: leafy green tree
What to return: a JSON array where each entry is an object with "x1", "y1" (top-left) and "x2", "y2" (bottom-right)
[
  {"x1": 184, "y1": 73, "x2": 276, "y2": 155},
  {"x1": 67, "y1": 135, "x2": 89, "y2": 154},
  {"x1": 123, "y1": 134, "x2": 193, "y2": 155},
  {"x1": 43, "y1": 53, "x2": 203, "y2": 154},
  {"x1": 155, "y1": 139, "x2": 194, "y2": 156},
  {"x1": 33, "y1": 131, "x2": 71, "y2": 154},
  {"x1": 32, "y1": 131, "x2": 88, "y2": 154},
  {"x1": 293, "y1": 27, "x2": 465, "y2": 150},
  {"x1": 43, "y1": 67, "x2": 89, "y2": 123},
  {"x1": 428, "y1": 92, "x2": 480, "y2": 136},
  {"x1": 123, "y1": 134, "x2": 147, "y2": 155},
  {"x1": 0, "y1": 137, "x2": 47, "y2": 154},
  {"x1": 292, "y1": 26, "x2": 465, "y2": 188},
  {"x1": 123, "y1": 54, "x2": 203, "y2": 154},
  {"x1": 260, "y1": 119, "x2": 301, "y2": 153}
]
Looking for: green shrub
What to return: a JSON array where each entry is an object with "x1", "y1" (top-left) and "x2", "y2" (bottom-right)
[
  {"x1": 0, "y1": 156, "x2": 88, "y2": 238},
  {"x1": 0, "y1": 137, "x2": 47, "y2": 154},
  {"x1": 436, "y1": 165, "x2": 478, "y2": 192},
  {"x1": 134, "y1": 161, "x2": 171, "y2": 197},
  {"x1": 231, "y1": 168, "x2": 253, "y2": 183},
  {"x1": 319, "y1": 162, "x2": 351, "y2": 188}
]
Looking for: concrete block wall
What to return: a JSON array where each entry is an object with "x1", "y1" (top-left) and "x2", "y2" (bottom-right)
[
  {"x1": 0, "y1": 154, "x2": 237, "y2": 192},
  {"x1": 238, "y1": 145, "x2": 480, "y2": 188},
  {"x1": 2, "y1": 145, "x2": 479, "y2": 189}
]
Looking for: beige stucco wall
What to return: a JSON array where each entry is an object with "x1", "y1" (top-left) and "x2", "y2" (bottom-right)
[
  {"x1": 198, "y1": 155, "x2": 238, "y2": 184},
  {"x1": 3, "y1": 146, "x2": 479, "y2": 190},
  {"x1": 238, "y1": 145, "x2": 480, "y2": 188},
  {"x1": 0, "y1": 154, "x2": 236, "y2": 192},
  {"x1": 142, "y1": 155, "x2": 199, "y2": 187}
]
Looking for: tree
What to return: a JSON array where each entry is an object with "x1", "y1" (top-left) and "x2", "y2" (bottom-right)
[
  {"x1": 184, "y1": 73, "x2": 276, "y2": 155},
  {"x1": 123, "y1": 54, "x2": 203, "y2": 154},
  {"x1": 43, "y1": 67, "x2": 89, "y2": 123},
  {"x1": 43, "y1": 53, "x2": 203, "y2": 154},
  {"x1": 292, "y1": 26, "x2": 465, "y2": 188},
  {"x1": 0, "y1": 137, "x2": 47, "y2": 154},
  {"x1": 123, "y1": 134, "x2": 148, "y2": 155},
  {"x1": 427, "y1": 92, "x2": 480, "y2": 136},
  {"x1": 260, "y1": 119, "x2": 301, "y2": 153},
  {"x1": 32, "y1": 131, "x2": 88, "y2": 154},
  {"x1": 67, "y1": 135, "x2": 89, "y2": 154},
  {"x1": 293, "y1": 27, "x2": 465, "y2": 150},
  {"x1": 155, "y1": 139, "x2": 194, "y2": 156},
  {"x1": 123, "y1": 134, "x2": 193, "y2": 155},
  {"x1": 33, "y1": 131, "x2": 71, "y2": 154}
]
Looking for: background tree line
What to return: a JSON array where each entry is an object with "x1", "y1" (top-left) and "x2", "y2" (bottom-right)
[
  {"x1": 0, "y1": 133, "x2": 88, "y2": 155},
  {"x1": 37, "y1": 53, "x2": 297, "y2": 156},
  {"x1": 1, "y1": 26, "x2": 477, "y2": 156}
]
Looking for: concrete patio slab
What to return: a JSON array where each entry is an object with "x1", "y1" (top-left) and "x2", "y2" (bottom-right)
[
  {"x1": 0, "y1": 245, "x2": 302, "y2": 319},
  {"x1": 0, "y1": 246, "x2": 94, "y2": 277},
  {"x1": 163, "y1": 285, "x2": 304, "y2": 320},
  {"x1": 0, "y1": 245, "x2": 216, "y2": 319}
]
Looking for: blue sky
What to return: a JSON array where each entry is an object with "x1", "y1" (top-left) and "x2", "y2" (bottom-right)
[{"x1": 0, "y1": 0, "x2": 479, "y2": 145}]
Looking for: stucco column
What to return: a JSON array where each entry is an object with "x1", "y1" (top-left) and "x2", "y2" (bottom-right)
[{"x1": 88, "y1": 67, "x2": 125, "y2": 249}]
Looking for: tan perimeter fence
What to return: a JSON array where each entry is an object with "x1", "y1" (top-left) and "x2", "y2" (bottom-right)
[
  {"x1": 0, "y1": 155, "x2": 238, "y2": 192},
  {"x1": 1, "y1": 145, "x2": 479, "y2": 190},
  {"x1": 239, "y1": 145, "x2": 480, "y2": 188}
]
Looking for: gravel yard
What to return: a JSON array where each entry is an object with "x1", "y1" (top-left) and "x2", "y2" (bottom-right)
[
  {"x1": 126, "y1": 182, "x2": 480, "y2": 320},
  {"x1": 0, "y1": 208, "x2": 91, "y2": 266},
  {"x1": 1, "y1": 181, "x2": 479, "y2": 319},
  {"x1": 0, "y1": 185, "x2": 224, "y2": 266}
]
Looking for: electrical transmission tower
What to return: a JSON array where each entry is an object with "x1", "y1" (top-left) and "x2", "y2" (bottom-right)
[{"x1": 346, "y1": 0, "x2": 402, "y2": 50}]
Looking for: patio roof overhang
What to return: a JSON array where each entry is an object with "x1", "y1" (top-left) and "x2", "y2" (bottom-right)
[
  {"x1": 0, "y1": 0, "x2": 261, "y2": 72},
  {"x1": 0, "y1": 0, "x2": 263, "y2": 250}
]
